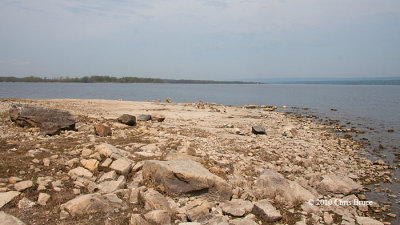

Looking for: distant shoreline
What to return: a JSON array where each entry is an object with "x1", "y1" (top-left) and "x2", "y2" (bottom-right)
[{"x1": 0, "y1": 75, "x2": 262, "y2": 85}]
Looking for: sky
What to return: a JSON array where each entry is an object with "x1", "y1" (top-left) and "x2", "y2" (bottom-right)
[{"x1": 0, "y1": 0, "x2": 400, "y2": 81}]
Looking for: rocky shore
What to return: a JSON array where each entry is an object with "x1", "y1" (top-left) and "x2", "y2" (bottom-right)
[{"x1": 0, "y1": 98, "x2": 394, "y2": 224}]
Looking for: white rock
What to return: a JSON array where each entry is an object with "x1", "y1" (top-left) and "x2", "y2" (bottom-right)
[
  {"x1": 0, "y1": 191, "x2": 21, "y2": 209},
  {"x1": 0, "y1": 211, "x2": 25, "y2": 225},
  {"x1": 18, "y1": 197, "x2": 36, "y2": 209},
  {"x1": 14, "y1": 180, "x2": 33, "y2": 191}
]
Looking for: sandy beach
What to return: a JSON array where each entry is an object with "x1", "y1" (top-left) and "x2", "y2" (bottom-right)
[{"x1": 0, "y1": 98, "x2": 394, "y2": 224}]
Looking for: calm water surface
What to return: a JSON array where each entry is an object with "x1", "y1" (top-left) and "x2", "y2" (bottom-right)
[{"x1": 1, "y1": 82, "x2": 400, "y2": 219}]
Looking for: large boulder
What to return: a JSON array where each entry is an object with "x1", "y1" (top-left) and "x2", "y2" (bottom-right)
[
  {"x1": 60, "y1": 193, "x2": 123, "y2": 218},
  {"x1": 0, "y1": 212, "x2": 25, "y2": 225},
  {"x1": 117, "y1": 114, "x2": 136, "y2": 126},
  {"x1": 254, "y1": 169, "x2": 315, "y2": 207},
  {"x1": 317, "y1": 174, "x2": 363, "y2": 195},
  {"x1": 9, "y1": 104, "x2": 75, "y2": 135},
  {"x1": 142, "y1": 159, "x2": 232, "y2": 201}
]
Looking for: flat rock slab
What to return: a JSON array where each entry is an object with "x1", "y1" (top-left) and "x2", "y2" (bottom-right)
[
  {"x1": 318, "y1": 174, "x2": 363, "y2": 195},
  {"x1": 68, "y1": 167, "x2": 93, "y2": 179},
  {"x1": 110, "y1": 158, "x2": 132, "y2": 175},
  {"x1": 252, "y1": 200, "x2": 282, "y2": 222},
  {"x1": 0, "y1": 211, "x2": 25, "y2": 225},
  {"x1": 60, "y1": 193, "x2": 122, "y2": 217},
  {"x1": 117, "y1": 114, "x2": 136, "y2": 126},
  {"x1": 139, "y1": 189, "x2": 171, "y2": 211},
  {"x1": 0, "y1": 191, "x2": 21, "y2": 209},
  {"x1": 254, "y1": 169, "x2": 315, "y2": 207},
  {"x1": 14, "y1": 180, "x2": 33, "y2": 192},
  {"x1": 252, "y1": 126, "x2": 266, "y2": 134},
  {"x1": 9, "y1": 104, "x2": 75, "y2": 135},
  {"x1": 220, "y1": 199, "x2": 253, "y2": 217},
  {"x1": 142, "y1": 159, "x2": 232, "y2": 201}
]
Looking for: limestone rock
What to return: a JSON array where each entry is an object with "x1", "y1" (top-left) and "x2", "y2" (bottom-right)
[
  {"x1": 17, "y1": 197, "x2": 36, "y2": 209},
  {"x1": 323, "y1": 212, "x2": 333, "y2": 225},
  {"x1": 68, "y1": 167, "x2": 93, "y2": 179},
  {"x1": 0, "y1": 211, "x2": 25, "y2": 225},
  {"x1": 139, "y1": 188, "x2": 171, "y2": 211},
  {"x1": 60, "y1": 193, "x2": 118, "y2": 217},
  {"x1": 95, "y1": 143, "x2": 122, "y2": 158},
  {"x1": 355, "y1": 216, "x2": 384, "y2": 225},
  {"x1": 251, "y1": 126, "x2": 265, "y2": 135},
  {"x1": 317, "y1": 175, "x2": 363, "y2": 195},
  {"x1": 37, "y1": 193, "x2": 51, "y2": 206},
  {"x1": 81, "y1": 159, "x2": 99, "y2": 172},
  {"x1": 130, "y1": 214, "x2": 150, "y2": 225},
  {"x1": 184, "y1": 199, "x2": 212, "y2": 222},
  {"x1": 110, "y1": 158, "x2": 132, "y2": 175},
  {"x1": 94, "y1": 124, "x2": 112, "y2": 136},
  {"x1": 230, "y1": 218, "x2": 258, "y2": 225},
  {"x1": 252, "y1": 200, "x2": 282, "y2": 222},
  {"x1": 254, "y1": 169, "x2": 315, "y2": 207},
  {"x1": 144, "y1": 210, "x2": 171, "y2": 225},
  {"x1": 142, "y1": 159, "x2": 232, "y2": 200},
  {"x1": 97, "y1": 176, "x2": 126, "y2": 194},
  {"x1": 0, "y1": 191, "x2": 20, "y2": 209},
  {"x1": 98, "y1": 170, "x2": 118, "y2": 183},
  {"x1": 9, "y1": 104, "x2": 75, "y2": 135},
  {"x1": 117, "y1": 114, "x2": 137, "y2": 126},
  {"x1": 220, "y1": 199, "x2": 253, "y2": 217},
  {"x1": 14, "y1": 180, "x2": 33, "y2": 192}
]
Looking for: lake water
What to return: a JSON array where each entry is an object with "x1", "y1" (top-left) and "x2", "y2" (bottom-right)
[{"x1": 1, "y1": 82, "x2": 400, "y2": 219}]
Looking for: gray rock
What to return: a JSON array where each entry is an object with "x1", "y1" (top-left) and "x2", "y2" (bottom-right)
[
  {"x1": 317, "y1": 174, "x2": 363, "y2": 195},
  {"x1": 0, "y1": 211, "x2": 25, "y2": 225},
  {"x1": 137, "y1": 114, "x2": 152, "y2": 121},
  {"x1": 130, "y1": 214, "x2": 150, "y2": 225},
  {"x1": 355, "y1": 216, "x2": 384, "y2": 225},
  {"x1": 251, "y1": 126, "x2": 265, "y2": 134},
  {"x1": 95, "y1": 143, "x2": 122, "y2": 158},
  {"x1": 252, "y1": 199, "x2": 282, "y2": 222},
  {"x1": 110, "y1": 158, "x2": 132, "y2": 175},
  {"x1": 142, "y1": 159, "x2": 232, "y2": 201},
  {"x1": 144, "y1": 210, "x2": 171, "y2": 225},
  {"x1": 220, "y1": 199, "x2": 253, "y2": 217},
  {"x1": 0, "y1": 191, "x2": 20, "y2": 209},
  {"x1": 9, "y1": 104, "x2": 75, "y2": 135},
  {"x1": 14, "y1": 180, "x2": 33, "y2": 191},
  {"x1": 254, "y1": 169, "x2": 315, "y2": 207},
  {"x1": 117, "y1": 114, "x2": 137, "y2": 126}
]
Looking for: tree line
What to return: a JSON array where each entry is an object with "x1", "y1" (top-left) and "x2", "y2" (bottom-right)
[{"x1": 0, "y1": 75, "x2": 259, "y2": 84}]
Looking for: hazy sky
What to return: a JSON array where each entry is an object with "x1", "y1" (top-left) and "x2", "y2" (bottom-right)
[{"x1": 1, "y1": 0, "x2": 399, "y2": 80}]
